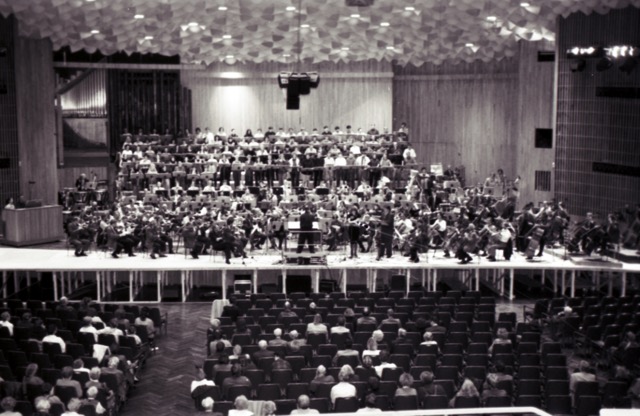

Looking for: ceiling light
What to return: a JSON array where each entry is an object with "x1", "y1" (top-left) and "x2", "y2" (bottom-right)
[
  {"x1": 220, "y1": 72, "x2": 243, "y2": 79},
  {"x1": 283, "y1": 54, "x2": 290, "y2": 57},
  {"x1": 85, "y1": 0, "x2": 95, "y2": 2},
  {"x1": 134, "y1": 14, "x2": 144, "y2": 19},
  {"x1": 380, "y1": 22, "x2": 390, "y2": 27},
  {"x1": 218, "y1": 6, "x2": 228, "y2": 11},
  {"x1": 90, "y1": 29, "x2": 100, "y2": 34},
  {"x1": 487, "y1": 16, "x2": 497, "y2": 22},
  {"x1": 225, "y1": 55, "x2": 234, "y2": 59},
  {"x1": 188, "y1": 22, "x2": 199, "y2": 27},
  {"x1": 520, "y1": 2, "x2": 530, "y2": 7},
  {"x1": 300, "y1": 24, "x2": 310, "y2": 28},
  {"x1": 286, "y1": 6, "x2": 296, "y2": 11},
  {"x1": 144, "y1": 35, "x2": 154, "y2": 40},
  {"x1": 341, "y1": 47, "x2": 350, "y2": 51},
  {"x1": 466, "y1": 43, "x2": 474, "y2": 47},
  {"x1": 350, "y1": 14, "x2": 360, "y2": 18},
  {"x1": 404, "y1": 6, "x2": 415, "y2": 11},
  {"x1": 222, "y1": 34, "x2": 232, "y2": 39}
]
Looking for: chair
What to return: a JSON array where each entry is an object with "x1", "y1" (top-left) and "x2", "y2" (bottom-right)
[
  {"x1": 394, "y1": 395, "x2": 419, "y2": 410},
  {"x1": 485, "y1": 395, "x2": 511, "y2": 407},
  {"x1": 309, "y1": 398, "x2": 330, "y2": 413},
  {"x1": 574, "y1": 381, "x2": 599, "y2": 402},
  {"x1": 464, "y1": 366, "x2": 486, "y2": 382},
  {"x1": 517, "y1": 366, "x2": 541, "y2": 381},
  {"x1": 336, "y1": 354, "x2": 360, "y2": 369},
  {"x1": 515, "y1": 395, "x2": 541, "y2": 408},
  {"x1": 465, "y1": 354, "x2": 489, "y2": 368},
  {"x1": 313, "y1": 383, "x2": 335, "y2": 400},
  {"x1": 518, "y1": 353, "x2": 541, "y2": 367},
  {"x1": 517, "y1": 379, "x2": 541, "y2": 397},
  {"x1": 54, "y1": 354, "x2": 74, "y2": 369},
  {"x1": 272, "y1": 369, "x2": 293, "y2": 389},
  {"x1": 274, "y1": 399, "x2": 297, "y2": 415},
  {"x1": 311, "y1": 355, "x2": 332, "y2": 369},
  {"x1": 317, "y1": 344, "x2": 338, "y2": 358},
  {"x1": 213, "y1": 401, "x2": 234, "y2": 416},
  {"x1": 440, "y1": 354, "x2": 463, "y2": 370},
  {"x1": 13, "y1": 401, "x2": 33, "y2": 416},
  {"x1": 299, "y1": 368, "x2": 317, "y2": 383},
  {"x1": 257, "y1": 383, "x2": 282, "y2": 400},
  {"x1": 435, "y1": 366, "x2": 459, "y2": 385},
  {"x1": 378, "y1": 381, "x2": 397, "y2": 398},
  {"x1": 546, "y1": 395, "x2": 572, "y2": 415},
  {"x1": 381, "y1": 367, "x2": 403, "y2": 382},
  {"x1": 423, "y1": 395, "x2": 449, "y2": 409},
  {"x1": 286, "y1": 383, "x2": 309, "y2": 399},
  {"x1": 78, "y1": 404, "x2": 97, "y2": 416},
  {"x1": 227, "y1": 385, "x2": 252, "y2": 401},
  {"x1": 415, "y1": 354, "x2": 437, "y2": 370},
  {"x1": 307, "y1": 333, "x2": 328, "y2": 350},
  {"x1": 374, "y1": 395, "x2": 391, "y2": 411},
  {"x1": 454, "y1": 396, "x2": 480, "y2": 408},
  {"x1": 389, "y1": 354, "x2": 411, "y2": 372},
  {"x1": 545, "y1": 366, "x2": 569, "y2": 381},
  {"x1": 334, "y1": 397, "x2": 360, "y2": 412},
  {"x1": 54, "y1": 385, "x2": 79, "y2": 405}
]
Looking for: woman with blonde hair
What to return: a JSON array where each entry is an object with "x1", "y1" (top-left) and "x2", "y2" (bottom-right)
[
  {"x1": 450, "y1": 378, "x2": 480, "y2": 408},
  {"x1": 362, "y1": 337, "x2": 380, "y2": 359}
]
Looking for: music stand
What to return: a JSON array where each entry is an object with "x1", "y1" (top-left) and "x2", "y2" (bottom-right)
[
  {"x1": 273, "y1": 187, "x2": 284, "y2": 196},
  {"x1": 248, "y1": 186, "x2": 260, "y2": 196},
  {"x1": 315, "y1": 188, "x2": 329, "y2": 196},
  {"x1": 187, "y1": 189, "x2": 199, "y2": 198},
  {"x1": 296, "y1": 187, "x2": 306, "y2": 196}
]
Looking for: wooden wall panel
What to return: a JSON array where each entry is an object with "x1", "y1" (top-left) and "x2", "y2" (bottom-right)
[
  {"x1": 393, "y1": 69, "x2": 519, "y2": 187},
  {"x1": 515, "y1": 40, "x2": 555, "y2": 208},
  {"x1": 14, "y1": 34, "x2": 58, "y2": 205},
  {"x1": 556, "y1": 8, "x2": 640, "y2": 217},
  {"x1": 0, "y1": 15, "x2": 20, "y2": 208},
  {"x1": 181, "y1": 60, "x2": 392, "y2": 134}
]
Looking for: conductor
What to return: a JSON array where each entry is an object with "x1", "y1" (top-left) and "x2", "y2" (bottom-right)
[{"x1": 297, "y1": 205, "x2": 316, "y2": 263}]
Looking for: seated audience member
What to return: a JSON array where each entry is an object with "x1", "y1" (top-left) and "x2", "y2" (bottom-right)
[
  {"x1": 379, "y1": 308, "x2": 401, "y2": 328},
  {"x1": 268, "y1": 328, "x2": 288, "y2": 347},
  {"x1": 56, "y1": 366, "x2": 83, "y2": 398},
  {"x1": 22, "y1": 363, "x2": 46, "y2": 395},
  {"x1": 356, "y1": 356, "x2": 377, "y2": 380},
  {"x1": 222, "y1": 364, "x2": 251, "y2": 399},
  {"x1": 488, "y1": 327, "x2": 512, "y2": 355},
  {"x1": 252, "y1": 340, "x2": 275, "y2": 365},
  {"x1": 271, "y1": 352, "x2": 292, "y2": 371},
  {"x1": 101, "y1": 356, "x2": 127, "y2": 401},
  {"x1": 330, "y1": 365, "x2": 357, "y2": 405},
  {"x1": 262, "y1": 401, "x2": 277, "y2": 416},
  {"x1": 82, "y1": 386, "x2": 107, "y2": 415},
  {"x1": 0, "y1": 312, "x2": 13, "y2": 336},
  {"x1": 306, "y1": 314, "x2": 328, "y2": 335},
  {"x1": 449, "y1": 378, "x2": 480, "y2": 408},
  {"x1": 417, "y1": 371, "x2": 446, "y2": 406},
  {"x1": 43, "y1": 324, "x2": 67, "y2": 353},
  {"x1": 209, "y1": 341, "x2": 227, "y2": 360},
  {"x1": 288, "y1": 330, "x2": 306, "y2": 350},
  {"x1": 79, "y1": 316, "x2": 99, "y2": 342},
  {"x1": 33, "y1": 397, "x2": 51, "y2": 416},
  {"x1": 374, "y1": 351, "x2": 397, "y2": 378},
  {"x1": 330, "y1": 316, "x2": 350, "y2": 335},
  {"x1": 201, "y1": 397, "x2": 218, "y2": 414},
  {"x1": 191, "y1": 366, "x2": 216, "y2": 393},
  {"x1": 362, "y1": 337, "x2": 380, "y2": 359},
  {"x1": 134, "y1": 307, "x2": 157, "y2": 350},
  {"x1": 356, "y1": 393, "x2": 381, "y2": 413},
  {"x1": 229, "y1": 345, "x2": 251, "y2": 363},
  {"x1": 333, "y1": 337, "x2": 361, "y2": 366},
  {"x1": 0, "y1": 397, "x2": 21, "y2": 416},
  {"x1": 481, "y1": 374, "x2": 509, "y2": 405},
  {"x1": 278, "y1": 302, "x2": 299, "y2": 322},
  {"x1": 395, "y1": 373, "x2": 417, "y2": 397},
  {"x1": 484, "y1": 361, "x2": 513, "y2": 388},
  {"x1": 290, "y1": 394, "x2": 319, "y2": 415},
  {"x1": 73, "y1": 359, "x2": 90, "y2": 375},
  {"x1": 62, "y1": 398, "x2": 83, "y2": 416},
  {"x1": 212, "y1": 355, "x2": 232, "y2": 379},
  {"x1": 356, "y1": 308, "x2": 377, "y2": 328},
  {"x1": 309, "y1": 365, "x2": 335, "y2": 395},
  {"x1": 228, "y1": 395, "x2": 253, "y2": 416},
  {"x1": 569, "y1": 360, "x2": 596, "y2": 395}
]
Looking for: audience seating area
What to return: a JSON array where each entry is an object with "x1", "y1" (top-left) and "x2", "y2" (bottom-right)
[
  {"x1": 0, "y1": 300, "x2": 165, "y2": 416},
  {"x1": 196, "y1": 290, "x2": 640, "y2": 416}
]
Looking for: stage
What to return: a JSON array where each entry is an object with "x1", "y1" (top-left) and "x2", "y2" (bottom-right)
[{"x1": 0, "y1": 244, "x2": 638, "y2": 304}]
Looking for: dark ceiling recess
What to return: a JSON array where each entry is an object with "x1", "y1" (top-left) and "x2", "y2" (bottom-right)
[
  {"x1": 537, "y1": 51, "x2": 555, "y2": 62},
  {"x1": 53, "y1": 47, "x2": 180, "y2": 65},
  {"x1": 346, "y1": 0, "x2": 374, "y2": 5}
]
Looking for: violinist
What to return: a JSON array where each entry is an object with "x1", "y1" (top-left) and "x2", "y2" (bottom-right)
[
  {"x1": 568, "y1": 212, "x2": 597, "y2": 253},
  {"x1": 145, "y1": 218, "x2": 167, "y2": 259},
  {"x1": 408, "y1": 218, "x2": 429, "y2": 263},
  {"x1": 67, "y1": 217, "x2": 92, "y2": 257},
  {"x1": 515, "y1": 203, "x2": 539, "y2": 252},
  {"x1": 428, "y1": 212, "x2": 447, "y2": 248}
]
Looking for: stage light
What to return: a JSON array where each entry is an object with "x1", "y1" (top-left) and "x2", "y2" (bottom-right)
[
  {"x1": 570, "y1": 59, "x2": 586, "y2": 72},
  {"x1": 90, "y1": 29, "x2": 100, "y2": 34},
  {"x1": 380, "y1": 22, "x2": 390, "y2": 27},
  {"x1": 596, "y1": 57, "x2": 613, "y2": 72},
  {"x1": 487, "y1": 16, "x2": 497, "y2": 22},
  {"x1": 218, "y1": 6, "x2": 228, "y2": 11},
  {"x1": 134, "y1": 14, "x2": 144, "y2": 19},
  {"x1": 619, "y1": 57, "x2": 637, "y2": 74},
  {"x1": 286, "y1": 6, "x2": 296, "y2": 11}
]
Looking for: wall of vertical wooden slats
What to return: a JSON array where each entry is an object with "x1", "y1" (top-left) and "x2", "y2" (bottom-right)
[
  {"x1": 60, "y1": 69, "x2": 107, "y2": 117},
  {"x1": 181, "y1": 60, "x2": 393, "y2": 135},
  {"x1": 556, "y1": 7, "x2": 640, "y2": 217},
  {"x1": 0, "y1": 15, "x2": 21, "y2": 208}
]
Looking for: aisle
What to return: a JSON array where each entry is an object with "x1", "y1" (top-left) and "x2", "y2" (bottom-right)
[{"x1": 122, "y1": 303, "x2": 210, "y2": 415}]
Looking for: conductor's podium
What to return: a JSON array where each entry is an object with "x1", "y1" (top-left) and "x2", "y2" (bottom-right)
[{"x1": 283, "y1": 226, "x2": 327, "y2": 265}]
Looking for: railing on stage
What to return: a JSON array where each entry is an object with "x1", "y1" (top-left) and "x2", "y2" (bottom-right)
[{"x1": 320, "y1": 408, "x2": 552, "y2": 416}]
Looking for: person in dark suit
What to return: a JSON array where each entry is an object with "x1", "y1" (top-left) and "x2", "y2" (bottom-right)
[
  {"x1": 376, "y1": 205, "x2": 394, "y2": 260},
  {"x1": 297, "y1": 205, "x2": 317, "y2": 264},
  {"x1": 251, "y1": 340, "x2": 275, "y2": 365}
]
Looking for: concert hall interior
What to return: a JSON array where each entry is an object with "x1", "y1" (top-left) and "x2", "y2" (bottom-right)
[{"x1": 0, "y1": 1, "x2": 639, "y2": 416}]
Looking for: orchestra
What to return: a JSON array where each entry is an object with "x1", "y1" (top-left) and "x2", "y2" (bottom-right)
[{"x1": 56, "y1": 126, "x2": 639, "y2": 263}]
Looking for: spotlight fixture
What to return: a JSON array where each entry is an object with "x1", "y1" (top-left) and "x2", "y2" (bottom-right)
[
  {"x1": 596, "y1": 57, "x2": 613, "y2": 72},
  {"x1": 619, "y1": 57, "x2": 637, "y2": 74},
  {"x1": 380, "y1": 22, "x2": 390, "y2": 27},
  {"x1": 144, "y1": 35, "x2": 154, "y2": 40},
  {"x1": 90, "y1": 29, "x2": 100, "y2": 34},
  {"x1": 218, "y1": 6, "x2": 228, "y2": 11},
  {"x1": 134, "y1": 14, "x2": 145, "y2": 19},
  {"x1": 487, "y1": 16, "x2": 497, "y2": 22},
  {"x1": 570, "y1": 59, "x2": 586, "y2": 72},
  {"x1": 286, "y1": 6, "x2": 296, "y2": 11}
]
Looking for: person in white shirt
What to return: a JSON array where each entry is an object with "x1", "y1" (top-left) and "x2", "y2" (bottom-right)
[
  {"x1": 191, "y1": 367, "x2": 215, "y2": 393},
  {"x1": 330, "y1": 316, "x2": 350, "y2": 335},
  {"x1": 374, "y1": 351, "x2": 397, "y2": 378},
  {"x1": 0, "y1": 312, "x2": 13, "y2": 336},
  {"x1": 403, "y1": 145, "x2": 417, "y2": 164},
  {"x1": 306, "y1": 314, "x2": 328, "y2": 335},
  {"x1": 78, "y1": 316, "x2": 99, "y2": 342},
  {"x1": 290, "y1": 394, "x2": 319, "y2": 415},
  {"x1": 228, "y1": 395, "x2": 253, "y2": 416},
  {"x1": 330, "y1": 365, "x2": 357, "y2": 405},
  {"x1": 42, "y1": 324, "x2": 66, "y2": 353},
  {"x1": 356, "y1": 394, "x2": 382, "y2": 413}
]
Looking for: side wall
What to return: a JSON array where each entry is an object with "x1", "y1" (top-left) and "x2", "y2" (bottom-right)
[
  {"x1": 182, "y1": 61, "x2": 393, "y2": 134},
  {"x1": 556, "y1": 8, "x2": 640, "y2": 217},
  {"x1": 392, "y1": 59, "x2": 519, "y2": 188},
  {"x1": 14, "y1": 32, "x2": 58, "y2": 204}
]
